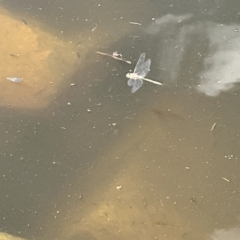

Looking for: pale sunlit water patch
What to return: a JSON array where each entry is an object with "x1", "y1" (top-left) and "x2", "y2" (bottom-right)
[
  {"x1": 0, "y1": 7, "x2": 88, "y2": 109},
  {"x1": 0, "y1": 232, "x2": 26, "y2": 240}
]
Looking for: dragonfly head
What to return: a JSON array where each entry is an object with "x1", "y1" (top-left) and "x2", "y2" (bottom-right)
[{"x1": 126, "y1": 73, "x2": 131, "y2": 78}]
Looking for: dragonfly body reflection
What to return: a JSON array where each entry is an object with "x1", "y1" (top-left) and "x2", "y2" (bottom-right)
[{"x1": 126, "y1": 53, "x2": 162, "y2": 93}]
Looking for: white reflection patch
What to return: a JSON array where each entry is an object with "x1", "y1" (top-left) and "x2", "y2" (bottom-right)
[
  {"x1": 146, "y1": 14, "x2": 193, "y2": 82},
  {"x1": 146, "y1": 14, "x2": 193, "y2": 35},
  {"x1": 198, "y1": 24, "x2": 240, "y2": 96},
  {"x1": 208, "y1": 227, "x2": 240, "y2": 240}
]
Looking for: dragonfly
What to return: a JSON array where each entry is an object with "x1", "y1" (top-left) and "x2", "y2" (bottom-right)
[{"x1": 126, "y1": 53, "x2": 162, "y2": 93}]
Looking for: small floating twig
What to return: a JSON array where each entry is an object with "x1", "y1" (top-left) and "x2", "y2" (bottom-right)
[
  {"x1": 210, "y1": 123, "x2": 217, "y2": 132},
  {"x1": 96, "y1": 51, "x2": 131, "y2": 64},
  {"x1": 129, "y1": 21, "x2": 142, "y2": 26},
  {"x1": 221, "y1": 177, "x2": 230, "y2": 182}
]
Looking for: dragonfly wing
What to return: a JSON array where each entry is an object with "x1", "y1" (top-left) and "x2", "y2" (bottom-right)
[
  {"x1": 138, "y1": 59, "x2": 151, "y2": 78},
  {"x1": 134, "y1": 53, "x2": 145, "y2": 70},
  {"x1": 127, "y1": 78, "x2": 135, "y2": 86},
  {"x1": 134, "y1": 53, "x2": 151, "y2": 78},
  {"x1": 133, "y1": 53, "x2": 145, "y2": 73},
  {"x1": 127, "y1": 79, "x2": 143, "y2": 93}
]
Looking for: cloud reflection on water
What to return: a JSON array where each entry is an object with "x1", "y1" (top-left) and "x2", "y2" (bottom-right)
[
  {"x1": 198, "y1": 23, "x2": 240, "y2": 96},
  {"x1": 146, "y1": 14, "x2": 240, "y2": 97}
]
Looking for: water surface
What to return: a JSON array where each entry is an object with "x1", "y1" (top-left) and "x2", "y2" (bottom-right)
[{"x1": 0, "y1": 1, "x2": 240, "y2": 240}]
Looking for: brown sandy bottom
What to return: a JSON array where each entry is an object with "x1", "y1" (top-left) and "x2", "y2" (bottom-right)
[
  {"x1": 62, "y1": 172, "x2": 190, "y2": 240},
  {"x1": 56, "y1": 138, "x2": 191, "y2": 239},
  {"x1": 53, "y1": 94, "x2": 206, "y2": 240},
  {"x1": 49, "y1": 89, "x2": 235, "y2": 240},
  {"x1": 0, "y1": 7, "x2": 88, "y2": 109}
]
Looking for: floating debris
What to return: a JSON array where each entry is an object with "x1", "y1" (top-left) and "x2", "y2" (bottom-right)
[
  {"x1": 96, "y1": 51, "x2": 131, "y2": 64},
  {"x1": 210, "y1": 122, "x2": 217, "y2": 132},
  {"x1": 91, "y1": 25, "x2": 97, "y2": 32},
  {"x1": 116, "y1": 185, "x2": 122, "y2": 190},
  {"x1": 112, "y1": 51, "x2": 122, "y2": 58},
  {"x1": 221, "y1": 177, "x2": 230, "y2": 182},
  {"x1": 129, "y1": 21, "x2": 142, "y2": 26},
  {"x1": 21, "y1": 18, "x2": 27, "y2": 25},
  {"x1": 9, "y1": 53, "x2": 20, "y2": 57},
  {"x1": 6, "y1": 77, "x2": 23, "y2": 82}
]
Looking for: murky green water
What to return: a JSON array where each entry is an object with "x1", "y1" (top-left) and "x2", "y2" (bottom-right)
[{"x1": 0, "y1": 1, "x2": 240, "y2": 240}]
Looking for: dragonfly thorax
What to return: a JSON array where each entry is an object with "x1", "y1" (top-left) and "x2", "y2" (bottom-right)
[{"x1": 126, "y1": 72, "x2": 140, "y2": 79}]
